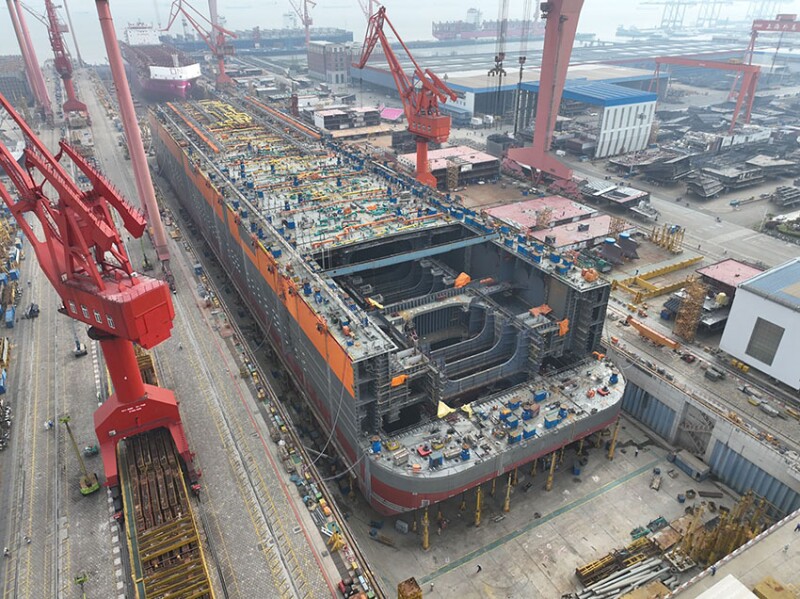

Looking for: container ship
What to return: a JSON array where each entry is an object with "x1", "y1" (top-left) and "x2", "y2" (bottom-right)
[
  {"x1": 151, "y1": 99, "x2": 624, "y2": 515},
  {"x1": 432, "y1": 16, "x2": 544, "y2": 41},
  {"x1": 120, "y1": 23, "x2": 201, "y2": 101}
]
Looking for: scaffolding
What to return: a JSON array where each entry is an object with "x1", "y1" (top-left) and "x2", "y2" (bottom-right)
[
  {"x1": 446, "y1": 160, "x2": 459, "y2": 191},
  {"x1": 669, "y1": 492, "x2": 771, "y2": 567},
  {"x1": 673, "y1": 277, "x2": 707, "y2": 342}
]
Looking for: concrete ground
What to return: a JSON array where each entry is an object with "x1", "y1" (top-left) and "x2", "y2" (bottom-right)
[{"x1": 342, "y1": 416, "x2": 735, "y2": 598}]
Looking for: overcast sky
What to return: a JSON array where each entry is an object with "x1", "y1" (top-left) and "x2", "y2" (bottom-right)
[{"x1": 0, "y1": 1, "x2": 763, "y2": 65}]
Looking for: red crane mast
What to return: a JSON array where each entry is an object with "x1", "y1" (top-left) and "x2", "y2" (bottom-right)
[
  {"x1": 165, "y1": 0, "x2": 237, "y2": 87},
  {"x1": 355, "y1": 7, "x2": 457, "y2": 188},
  {"x1": 6, "y1": 0, "x2": 52, "y2": 122},
  {"x1": 44, "y1": 0, "x2": 86, "y2": 115},
  {"x1": 0, "y1": 91, "x2": 195, "y2": 488},
  {"x1": 289, "y1": 0, "x2": 316, "y2": 47},
  {"x1": 729, "y1": 13, "x2": 799, "y2": 101},
  {"x1": 507, "y1": 0, "x2": 583, "y2": 188}
]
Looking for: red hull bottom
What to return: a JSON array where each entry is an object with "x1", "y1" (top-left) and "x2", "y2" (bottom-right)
[{"x1": 137, "y1": 77, "x2": 196, "y2": 102}]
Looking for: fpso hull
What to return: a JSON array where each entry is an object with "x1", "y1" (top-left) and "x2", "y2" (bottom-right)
[{"x1": 152, "y1": 117, "x2": 623, "y2": 515}]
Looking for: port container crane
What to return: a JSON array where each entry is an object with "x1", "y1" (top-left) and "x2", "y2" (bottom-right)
[
  {"x1": 355, "y1": 6, "x2": 457, "y2": 188},
  {"x1": 43, "y1": 0, "x2": 86, "y2": 115},
  {"x1": 0, "y1": 91, "x2": 195, "y2": 488},
  {"x1": 507, "y1": 0, "x2": 583, "y2": 191},
  {"x1": 165, "y1": 0, "x2": 237, "y2": 87}
]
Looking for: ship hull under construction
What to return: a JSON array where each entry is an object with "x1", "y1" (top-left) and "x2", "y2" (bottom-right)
[{"x1": 151, "y1": 103, "x2": 624, "y2": 515}]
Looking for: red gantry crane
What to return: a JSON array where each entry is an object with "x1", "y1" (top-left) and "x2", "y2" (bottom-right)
[
  {"x1": 0, "y1": 91, "x2": 195, "y2": 488},
  {"x1": 729, "y1": 13, "x2": 799, "y2": 100},
  {"x1": 355, "y1": 6, "x2": 457, "y2": 188},
  {"x1": 165, "y1": 0, "x2": 237, "y2": 87},
  {"x1": 651, "y1": 57, "x2": 760, "y2": 134},
  {"x1": 44, "y1": 0, "x2": 86, "y2": 115},
  {"x1": 507, "y1": 0, "x2": 584, "y2": 189}
]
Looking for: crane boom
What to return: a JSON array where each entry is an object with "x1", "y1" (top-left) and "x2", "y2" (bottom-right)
[
  {"x1": 355, "y1": 6, "x2": 457, "y2": 187},
  {"x1": 165, "y1": 0, "x2": 237, "y2": 87},
  {"x1": 0, "y1": 90, "x2": 195, "y2": 488},
  {"x1": 288, "y1": 0, "x2": 316, "y2": 46},
  {"x1": 44, "y1": 0, "x2": 86, "y2": 114}
]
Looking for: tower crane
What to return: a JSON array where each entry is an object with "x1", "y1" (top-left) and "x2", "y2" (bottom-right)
[
  {"x1": 289, "y1": 0, "x2": 315, "y2": 46},
  {"x1": 357, "y1": 0, "x2": 380, "y2": 21},
  {"x1": 355, "y1": 6, "x2": 457, "y2": 188},
  {"x1": 44, "y1": 0, "x2": 87, "y2": 115},
  {"x1": 165, "y1": 0, "x2": 237, "y2": 87},
  {"x1": 507, "y1": 0, "x2": 583, "y2": 189},
  {"x1": 0, "y1": 90, "x2": 195, "y2": 488}
]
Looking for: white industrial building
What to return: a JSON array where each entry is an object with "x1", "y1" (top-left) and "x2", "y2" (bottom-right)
[{"x1": 720, "y1": 258, "x2": 800, "y2": 390}]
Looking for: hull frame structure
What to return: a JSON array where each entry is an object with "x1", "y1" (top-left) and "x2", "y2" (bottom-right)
[{"x1": 151, "y1": 106, "x2": 624, "y2": 515}]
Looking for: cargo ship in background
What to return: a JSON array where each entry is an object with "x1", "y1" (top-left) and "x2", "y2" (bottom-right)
[
  {"x1": 152, "y1": 100, "x2": 625, "y2": 516},
  {"x1": 120, "y1": 23, "x2": 201, "y2": 101},
  {"x1": 433, "y1": 8, "x2": 544, "y2": 41}
]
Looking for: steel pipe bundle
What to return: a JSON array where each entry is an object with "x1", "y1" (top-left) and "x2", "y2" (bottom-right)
[{"x1": 577, "y1": 557, "x2": 673, "y2": 599}]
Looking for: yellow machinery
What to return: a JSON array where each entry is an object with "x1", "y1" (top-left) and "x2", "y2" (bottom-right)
[
  {"x1": 672, "y1": 492, "x2": 770, "y2": 566},
  {"x1": 650, "y1": 223, "x2": 685, "y2": 253},
  {"x1": 613, "y1": 255, "x2": 703, "y2": 304},
  {"x1": 626, "y1": 315, "x2": 680, "y2": 350}
]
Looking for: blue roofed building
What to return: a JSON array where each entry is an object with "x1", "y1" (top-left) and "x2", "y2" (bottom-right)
[
  {"x1": 720, "y1": 258, "x2": 800, "y2": 390},
  {"x1": 351, "y1": 62, "x2": 663, "y2": 159}
]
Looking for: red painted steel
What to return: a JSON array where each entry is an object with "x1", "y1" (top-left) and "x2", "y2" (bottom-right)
[
  {"x1": 10, "y1": 0, "x2": 52, "y2": 121},
  {"x1": 729, "y1": 14, "x2": 799, "y2": 102},
  {"x1": 6, "y1": 0, "x2": 43, "y2": 116},
  {"x1": 44, "y1": 0, "x2": 85, "y2": 114},
  {"x1": 96, "y1": 0, "x2": 170, "y2": 263},
  {"x1": 355, "y1": 6, "x2": 457, "y2": 187},
  {"x1": 0, "y1": 91, "x2": 194, "y2": 489},
  {"x1": 165, "y1": 0, "x2": 237, "y2": 87},
  {"x1": 289, "y1": 0, "x2": 316, "y2": 47},
  {"x1": 652, "y1": 56, "x2": 760, "y2": 134},
  {"x1": 507, "y1": 0, "x2": 584, "y2": 183}
]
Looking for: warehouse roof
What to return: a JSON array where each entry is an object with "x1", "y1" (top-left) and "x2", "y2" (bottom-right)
[
  {"x1": 739, "y1": 258, "x2": 800, "y2": 311},
  {"x1": 697, "y1": 259, "x2": 763, "y2": 290},
  {"x1": 521, "y1": 80, "x2": 658, "y2": 107}
]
